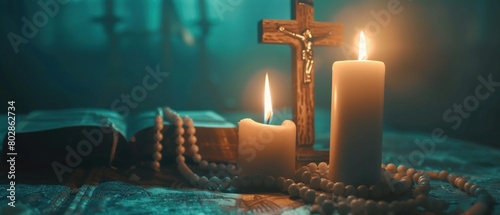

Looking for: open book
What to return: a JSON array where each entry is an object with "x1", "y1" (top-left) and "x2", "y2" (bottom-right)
[{"x1": 2, "y1": 108, "x2": 237, "y2": 172}]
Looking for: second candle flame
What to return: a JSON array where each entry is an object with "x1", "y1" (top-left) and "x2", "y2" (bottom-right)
[
  {"x1": 264, "y1": 72, "x2": 273, "y2": 124},
  {"x1": 358, "y1": 31, "x2": 367, "y2": 61}
]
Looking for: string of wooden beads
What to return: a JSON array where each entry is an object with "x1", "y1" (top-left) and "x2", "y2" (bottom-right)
[
  {"x1": 150, "y1": 110, "x2": 164, "y2": 171},
  {"x1": 160, "y1": 107, "x2": 495, "y2": 214}
]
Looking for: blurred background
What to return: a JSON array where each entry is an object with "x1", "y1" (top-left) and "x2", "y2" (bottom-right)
[{"x1": 0, "y1": 0, "x2": 499, "y2": 147}]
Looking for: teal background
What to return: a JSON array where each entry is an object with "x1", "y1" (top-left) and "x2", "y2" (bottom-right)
[{"x1": 0, "y1": 0, "x2": 499, "y2": 147}]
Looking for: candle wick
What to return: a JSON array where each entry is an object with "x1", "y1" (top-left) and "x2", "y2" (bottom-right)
[{"x1": 265, "y1": 115, "x2": 272, "y2": 125}]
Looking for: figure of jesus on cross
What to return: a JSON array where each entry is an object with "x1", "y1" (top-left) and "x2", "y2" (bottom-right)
[
  {"x1": 278, "y1": 26, "x2": 333, "y2": 83},
  {"x1": 259, "y1": 0, "x2": 342, "y2": 147}
]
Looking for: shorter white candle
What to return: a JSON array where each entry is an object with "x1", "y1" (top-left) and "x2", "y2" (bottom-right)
[
  {"x1": 329, "y1": 32, "x2": 385, "y2": 186},
  {"x1": 238, "y1": 73, "x2": 296, "y2": 178}
]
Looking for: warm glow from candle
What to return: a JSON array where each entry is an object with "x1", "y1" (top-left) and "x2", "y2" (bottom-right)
[
  {"x1": 358, "y1": 31, "x2": 367, "y2": 60},
  {"x1": 264, "y1": 72, "x2": 273, "y2": 124}
]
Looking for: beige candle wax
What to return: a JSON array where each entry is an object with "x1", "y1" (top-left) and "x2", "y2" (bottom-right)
[
  {"x1": 238, "y1": 73, "x2": 296, "y2": 178},
  {"x1": 329, "y1": 32, "x2": 385, "y2": 186}
]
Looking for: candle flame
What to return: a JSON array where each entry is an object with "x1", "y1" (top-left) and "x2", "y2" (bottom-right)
[
  {"x1": 358, "y1": 31, "x2": 367, "y2": 60},
  {"x1": 264, "y1": 72, "x2": 273, "y2": 124}
]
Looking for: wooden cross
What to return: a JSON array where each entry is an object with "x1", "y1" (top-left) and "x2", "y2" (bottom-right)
[{"x1": 259, "y1": 0, "x2": 343, "y2": 146}]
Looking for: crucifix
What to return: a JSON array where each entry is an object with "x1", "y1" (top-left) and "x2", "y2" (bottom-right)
[{"x1": 259, "y1": 0, "x2": 343, "y2": 147}]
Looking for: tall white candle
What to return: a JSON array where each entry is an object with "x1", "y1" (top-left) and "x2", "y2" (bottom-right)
[
  {"x1": 329, "y1": 32, "x2": 385, "y2": 186},
  {"x1": 238, "y1": 73, "x2": 296, "y2": 178}
]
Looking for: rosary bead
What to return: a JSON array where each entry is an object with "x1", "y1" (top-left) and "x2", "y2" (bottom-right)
[
  {"x1": 310, "y1": 204, "x2": 321, "y2": 214},
  {"x1": 208, "y1": 162, "x2": 217, "y2": 172},
  {"x1": 155, "y1": 122, "x2": 164, "y2": 130},
  {"x1": 320, "y1": 179, "x2": 329, "y2": 191},
  {"x1": 369, "y1": 185, "x2": 382, "y2": 199},
  {"x1": 307, "y1": 163, "x2": 318, "y2": 173},
  {"x1": 385, "y1": 163, "x2": 397, "y2": 174},
  {"x1": 192, "y1": 153, "x2": 202, "y2": 163},
  {"x1": 345, "y1": 195, "x2": 357, "y2": 204},
  {"x1": 447, "y1": 173, "x2": 458, "y2": 185},
  {"x1": 415, "y1": 194, "x2": 428, "y2": 207},
  {"x1": 155, "y1": 115, "x2": 162, "y2": 123},
  {"x1": 299, "y1": 166, "x2": 310, "y2": 173},
  {"x1": 184, "y1": 118, "x2": 194, "y2": 127},
  {"x1": 288, "y1": 184, "x2": 300, "y2": 198},
  {"x1": 198, "y1": 176, "x2": 209, "y2": 188},
  {"x1": 154, "y1": 132, "x2": 163, "y2": 142},
  {"x1": 469, "y1": 184, "x2": 479, "y2": 195},
  {"x1": 388, "y1": 201, "x2": 400, "y2": 214},
  {"x1": 427, "y1": 171, "x2": 439, "y2": 180},
  {"x1": 294, "y1": 170, "x2": 303, "y2": 182},
  {"x1": 315, "y1": 193, "x2": 329, "y2": 205},
  {"x1": 474, "y1": 188, "x2": 488, "y2": 197},
  {"x1": 154, "y1": 143, "x2": 163, "y2": 152},
  {"x1": 406, "y1": 168, "x2": 417, "y2": 182},
  {"x1": 337, "y1": 202, "x2": 350, "y2": 215},
  {"x1": 356, "y1": 185, "x2": 369, "y2": 199},
  {"x1": 152, "y1": 152, "x2": 162, "y2": 161},
  {"x1": 208, "y1": 177, "x2": 221, "y2": 190},
  {"x1": 326, "y1": 182, "x2": 335, "y2": 192},
  {"x1": 299, "y1": 187, "x2": 309, "y2": 199},
  {"x1": 377, "y1": 201, "x2": 389, "y2": 215},
  {"x1": 217, "y1": 164, "x2": 226, "y2": 172},
  {"x1": 187, "y1": 135, "x2": 197, "y2": 144},
  {"x1": 189, "y1": 174, "x2": 200, "y2": 185},
  {"x1": 220, "y1": 177, "x2": 232, "y2": 191},
  {"x1": 283, "y1": 179, "x2": 294, "y2": 191},
  {"x1": 189, "y1": 145, "x2": 199, "y2": 154},
  {"x1": 304, "y1": 189, "x2": 316, "y2": 203},
  {"x1": 199, "y1": 160, "x2": 208, "y2": 169},
  {"x1": 276, "y1": 177, "x2": 285, "y2": 189},
  {"x1": 175, "y1": 136, "x2": 185, "y2": 145},
  {"x1": 455, "y1": 177, "x2": 467, "y2": 190},
  {"x1": 301, "y1": 171, "x2": 312, "y2": 183},
  {"x1": 175, "y1": 127, "x2": 185, "y2": 136},
  {"x1": 321, "y1": 200, "x2": 335, "y2": 215},
  {"x1": 176, "y1": 146, "x2": 185, "y2": 155},
  {"x1": 397, "y1": 164, "x2": 408, "y2": 173},
  {"x1": 344, "y1": 185, "x2": 356, "y2": 197},
  {"x1": 418, "y1": 176, "x2": 430, "y2": 184},
  {"x1": 151, "y1": 161, "x2": 160, "y2": 170},
  {"x1": 401, "y1": 177, "x2": 412, "y2": 190},
  {"x1": 242, "y1": 176, "x2": 252, "y2": 187},
  {"x1": 412, "y1": 171, "x2": 423, "y2": 183},
  {"x1": 264, "y1": 176, "x2": 275, "y2": 188},
  {"x1": 174, "y1": 118, "x2": 183, "y2": 127},
  {"x1": 350, "y1": 199, "x2": 365, "y2": 214},
  {"x1": 231, "y1": 177, "x2": 242, "y2": 189},
  {"x1": 365, "y1": 200, "x2": 377, "y2": 215},
  {"x1": 394, "y1": 172, "x2": 404, "y2": 180},
  {"x1": 333, "y1": 182, "x2": 345, "y2": 196},
  {"x1": 438, "y1": 170, "x2": 449, "y2": 181},
  {"x1": 464, "y1": 182, "x2": 473, "y2": 193},
  {"x1": 186, "y1": 127, "x2": 196, "y2": 135},
  {"x1": 309, "y1": 176, "x2": 321, "y2": 189},
  {"x1": 176, "y1": 155, "x2": 185, "y2": 164},
  {"x1": 318, "y1": 162, "x2": 328, "y2": 173}
]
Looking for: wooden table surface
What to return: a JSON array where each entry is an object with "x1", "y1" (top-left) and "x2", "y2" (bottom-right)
[{"x1": 0, "y1": 111, "x2": 499, "y2": 214}]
